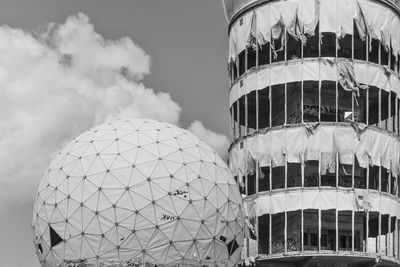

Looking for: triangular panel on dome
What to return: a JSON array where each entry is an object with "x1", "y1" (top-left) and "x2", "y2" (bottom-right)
[
  {"x1": 84, "y1": 231, "x2": 102, "y2": 254},
  {"x1": 146, "y1": 228, "x2": 170, "y2": 250},
  {"x1": 79, "y1": 235, "x2": 97, "y2": 259},
  {"x1": 164, "y1": 242, "x2": 184, "y2": 264},
  {"x1": 146, "y1": 243, "x2": 170, "y2": 265},
  {"x1": 81, "y1": 180, "x2": 99, "y2": 204},
  {"x1": 109, "y1": 154, "x2": 132, "y2": 170},
  {"x1": 163, "y1": 150, "x2": 184, "y2": 164},
  {"x1": 101, "y1": 188, "x2": 125, "y2": 206},
  {"x1": 50, "y1": 225, "x2": 63, "y2": 247},
  {"x1": 119, "y1": 147, "x2": 139, "y2": 163},
  {"x1": 115, "y1": 193, "x2": 136, "y2": 215},
  {"x1": 134, "y1": 159, "x2": 158, "y2": 178},
  {"x1": 180, "y1": 217, "x2": 201, "y2": 238},
  {"x1": 119, "y1": 232, "x2": 143, "y2": 252},
  {"x1": 159, "y1": 159, "x2": 183, "y2": 175},
  {"x1": 84, "y1": 214, "x2": 103, "y2": 235},
  {"x1": 172, "y1": 220, "x2": 193, "y2": 242},
  {"x1": 135, "y1": 227, "x2": 156, "y2": 249},
  {"x1": 150, "y1": 160, "x2": 173, "y2": 179}
]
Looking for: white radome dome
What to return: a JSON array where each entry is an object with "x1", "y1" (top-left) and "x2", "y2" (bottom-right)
[{"x1": 32, "y1": 119, "x2": 244, "y2": 267}]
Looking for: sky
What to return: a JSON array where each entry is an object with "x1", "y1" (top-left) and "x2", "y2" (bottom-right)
[{"x1": 0, "y1": 1, "x2": 230, "y2": 266}]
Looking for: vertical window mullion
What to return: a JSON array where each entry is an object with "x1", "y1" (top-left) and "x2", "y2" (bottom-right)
[
  {"x1": 379, "y1": 88, "x2": 382, "y2": 128},
  {"x1": 284, "y1": 211, "x2": 287, "y2": 253},
  {"x1": 352, "y1": 210, "x2": 355, "y2": 252}
]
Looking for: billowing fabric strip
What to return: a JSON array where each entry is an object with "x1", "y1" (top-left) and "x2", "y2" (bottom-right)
[
  {"x1": 253, "y1": 189, "x2": 400, "y2": 217},
  {"x1": 229, "y1": 124, "x2": 400, "y2": 177},
  {"x1": 228, "y1": 0, "x2": 400, "y2": 58},
  {"x1": 229, "y1": 60, "x2": 400, "y2": 107}
]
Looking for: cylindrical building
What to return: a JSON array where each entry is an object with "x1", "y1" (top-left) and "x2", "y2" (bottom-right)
[{"x1": 223, "y1": 0, "x2": 400, "y2": 266}]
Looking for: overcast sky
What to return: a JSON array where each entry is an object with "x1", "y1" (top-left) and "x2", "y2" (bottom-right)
[{"x1": 0, "y1": 1, "x2": 230, "y2": 266}]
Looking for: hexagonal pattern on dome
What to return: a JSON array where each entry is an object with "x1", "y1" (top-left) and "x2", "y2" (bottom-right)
[{"x1": 32, "y1": 119, "x2": 244, "y2": 267}]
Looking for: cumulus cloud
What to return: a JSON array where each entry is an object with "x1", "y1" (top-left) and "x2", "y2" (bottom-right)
[
  {"x1": 0, "y1": 13, "x2": 229, "y2": 209},
  {"x1": 0, "y1": 13, "x2": 183, "y2": 206},
  {"x1": 188, "y1": 120, "x2": 230, "y2": 159}
]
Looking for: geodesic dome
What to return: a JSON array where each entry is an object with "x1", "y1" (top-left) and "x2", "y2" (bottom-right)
[{"x1": 32, "y1": 119, "x2": 244, "y2": 267}]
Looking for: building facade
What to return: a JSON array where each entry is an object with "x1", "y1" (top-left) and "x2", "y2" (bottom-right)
[{"x1": 223, "y1": 0, "x2": 400, "y2": 266}]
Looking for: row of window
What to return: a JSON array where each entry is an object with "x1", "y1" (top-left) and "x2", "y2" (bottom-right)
[
  {"x1": 229, "y1": 23, "x2": 399, "y2": 85},
  {"x1": 255, "y1": 210, "x2": 399, "y2": 259},
  {"x1": 235, "y1": 156, "x2": 399, "y2": 198},
  {"x1": 230, "y1": 81, "x2": 399, "y2": 140}
]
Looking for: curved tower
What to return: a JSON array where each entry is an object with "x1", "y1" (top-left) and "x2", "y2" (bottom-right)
[{"x1": 224, "y1": 0, "x2": 400, "y2": 266}]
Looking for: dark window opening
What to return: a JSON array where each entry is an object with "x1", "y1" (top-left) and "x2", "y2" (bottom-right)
[
  {"x1": 382, "y1": 90, "x2": 389, "y2": 130},
  {"x1": 258, "y1": 214, "x2": 270, "y2": 254},
  {"x1": 231, "y1": 61, "x2": 238, "y2": 81},
  {"x1": 338, "y1": 83, "x2": 353, "y2": 122},
  {"x1": 338, "y1": 34, "x2": 352, "y2": 59},
  {"x1": 321, "y1": 81, "x2": 337, "y2": 122},
  {"x1": 381, "y1": 167, "x2": 389, "y2": 193},
  {"x1": 339, "y1": 162, "x2": 352, "y2": 188},
  {"x1": 272, "y1": 166, "x2": 285, "y2": 189},
  {"x1": 390, "y1": 92, "x2": 396, "y2": 133},
  {"x1": 354, "y1": 156, "x2": 367, "y2": 189},
  {"x1": 303, "y1": 81, "x2": 319, "y2": 122},
  {"x1": 390, "y1": 48, "x2": 396, "y2": 71},
  {"x1": 247, "y1": 46, "x2": 256, "y2": 70},
  {"x1": 338, "y1": 211, "x2": 352, "y2": 251},
  {"x1": 50, "y1": 226, "x2": 63, "y2": 247},
  {"x1": 321, "y1": 156, "x2": 336, "y2": 187},
  {"x1": 271, "y1": 212, "x2": 285, "y2": 253},
  {"x1": 354, "y1": 21, "x2": 366, "y2": 60},
  {"x1": 239, "y1": 95, "x2": 246, "y2": 136},
  {"x1": 258, "y1": 43, "x2": 270, "y2": 66},
  {"x1": 304, "y1": 160, "x2": 319, "y2": 187},
  {"x1": 321, "y1": 209, "x2": 336, "y2": 250},
  {"x1": 355, "y1": 87, "x2": 367, "y2": 124},
  {"x1": 38, "y1": 243, "x2": 43, "y2": 253},
  {"x1": 368, "y1": 211, "x2": 379, "y2": 253},
  {"x1": 259, "y1": 166, "x2": 270, "y2": 192},
  {"x1": 368, "y1": 86, "x2": 379, "y2": 126},
  {"x1": 368, "y1": 166, "x2": 379, "y2": 191},
  {"x1": 287, "y1": 34, "x2": 301, "y2": 60},
  {"x1": 304, "y1": 209, "x2": 319, "y2": 251},
  {"x1": 369, "y1": 39, "x2": 379, "y2": 64},
  {"x1": 321, "y1": 32, "x2": 336, "y2": 57},
  {"x1": 247, "y1": 91, "x2": 257, "y2": 133},
  {"x1": 247, "y1": 173, "x2": 256, "y2": 195},
  {"x1": 354, "y1": 212, "x2": 367, "y2": 252},
  {"x1": 271, "y1": 35, "x2": 285, "y2": 63},
  {"x1": 287, "y1": 210, "x2": 301, "y2": 251},
  {"x1": 287, "y1": 163, "x2": 301, "y2": 188},
  {"x1": 381, "y1": 214, "x2": 389, "y2": 255},
  {"x1": 287, "y1": 82, "x2": 302, "y2": 124},
  {"x1": 303, "y1": 24, "x2": 319, "y2": 58},
  {"x1": 380, "y1": 43, "x2": 389, "y2": 66},
  {"x1": 238, "y1": 50, "x2": 246, "y2": 77},
  {"x1": 390, "y1": 217, "x2": 396, "y2": 256},
  {"x1": 271, "y1": 84, "x2": 285, "y2": 126},
  {"x1": 390, "y1": 173, "x2": 395, "y2": 195},
  {"x1": 398, "y1": 98, "x2": 400, "y2": 135},
  {"x1": 258, "y1": 87, "x2": 270, "y2": 129}
]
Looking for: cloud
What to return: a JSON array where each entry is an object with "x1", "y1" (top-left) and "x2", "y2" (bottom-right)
[
  {"x1": 188, "y1": 120, "x2": 230, "y2": 159},
  {"x1": 0, "y1": 13, "x2": 184, "y2": 207},
  {"x1": 0, "y1": 13, "x2": 229, "y2": 210}
]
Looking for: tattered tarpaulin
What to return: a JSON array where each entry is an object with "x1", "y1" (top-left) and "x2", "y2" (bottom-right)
[
  {"x1": 337, "y1": 61, "x2": 368, "y2": 105},
  {"x1": 229, "y1": 60, "x2": 399, "y2": 106},
  {"x1": 229, "y1": 124, "x2": 400, "y2": 177},
  {"x1": 228, "y1": 0, "x2": 400, "y2": 58},
  {"x1": 243, "y1": 198, "x2": 257, "y2": 239},
  {"x1": 256, "y1": 189, "x2": 400, "y2": 217}
]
